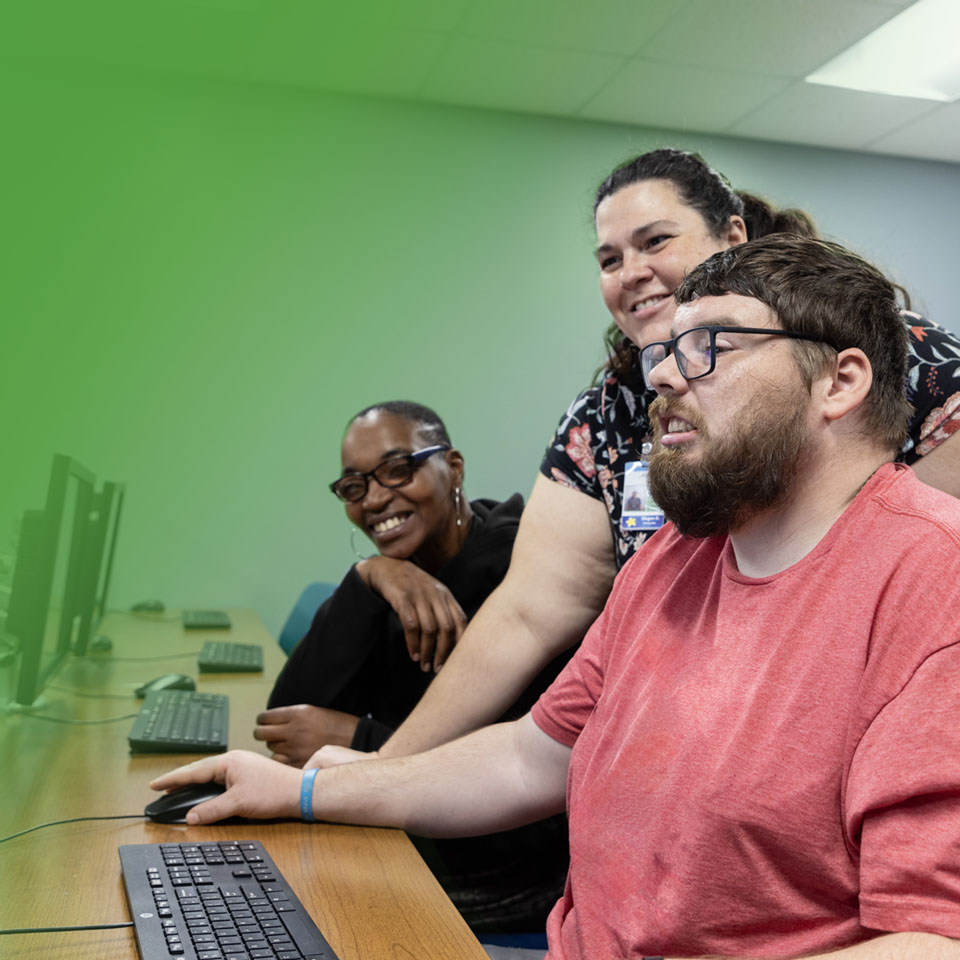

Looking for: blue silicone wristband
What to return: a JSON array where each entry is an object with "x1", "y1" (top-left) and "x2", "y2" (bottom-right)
[{"x1": 300, "y1": 768, "x2": 318, "y2": 823}]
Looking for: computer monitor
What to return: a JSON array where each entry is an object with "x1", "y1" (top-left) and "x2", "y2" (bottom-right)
[
  {"x1": 6, "y1": 455, "x2": 95, "y2": 708},
  {"x1": 73, "y1": 480, "x2": 125, "y2": 655}
]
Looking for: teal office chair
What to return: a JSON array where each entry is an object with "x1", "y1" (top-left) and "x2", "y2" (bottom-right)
[{"x1": 277, "y1": 581, "x2": 336, "y2": 655}]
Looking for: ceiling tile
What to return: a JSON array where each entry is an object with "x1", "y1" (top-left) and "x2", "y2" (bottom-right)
[
  {"x1": 728, "y1": 81, "x2": 940, "y2": 149},
  {"x1": 45, "y1": 0, "x2": 960, "y2": 166},
  {"x1": 866, "y1": 101, "x2": 960, "y2": 163},
  {"x1": 636, "y1": 0, "x2": 898, "y2": 77},
  {"x1": 419, "y1": 36, "x2": 625, "y2": 115},
  {"x1": 457, "y1": 0, "x2": 688, "y2": 57},
  {"x1": 579, "y1": 59, "x2": 790, "y2": 132}
]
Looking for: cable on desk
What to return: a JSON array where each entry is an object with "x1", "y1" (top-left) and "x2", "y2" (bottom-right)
[
  {"x1": 47, "y1": 684, "x2": 134, "y2": 701},
  {"x1": 107, "y1": 652, "x2": 201, "y2": 662},
  {"x1": 20, "y1": 712, "x2": 140, "y2": 725},
  {"x1": 0, "y1": 921, "x2": 135, "y2": 935},
  {"x1": 0, "y1": 814, "x2": 144, "y2": 845}
]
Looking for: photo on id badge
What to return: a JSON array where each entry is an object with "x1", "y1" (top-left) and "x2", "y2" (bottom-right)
[{"x1": 620, "y1": 460, "x2": 664, "y2": 532}]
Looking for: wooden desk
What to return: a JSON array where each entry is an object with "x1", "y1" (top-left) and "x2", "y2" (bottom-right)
[{"x1": 0, "y1": 609, "x2": 487, "y2": 959}]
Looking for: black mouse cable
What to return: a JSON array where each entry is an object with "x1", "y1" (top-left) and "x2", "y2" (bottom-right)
[
  {"x1": 20, "y1": 712, "x2": 141, "y2": 725},
  {"x1": 0, "y1": 921, "x2": 136, "y2": 935},
  {"x1": 0, "y1": 814, "x2": 144, "y2": 845}
]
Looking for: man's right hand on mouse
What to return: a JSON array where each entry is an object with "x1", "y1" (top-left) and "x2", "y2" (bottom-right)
[{"x1": 150, "y1": 753, "x2": 302, "y2": 825}]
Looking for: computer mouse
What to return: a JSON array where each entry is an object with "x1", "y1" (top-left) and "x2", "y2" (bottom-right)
[
  {"x1": 145, "y1": 782, "x2": 228, "y2": 823},
  {"x1": 131, "y1": 600, "x2": 165, "y2": 614},
  {"x1": 90, "y1": 635, "x2": 113, "y2": 652},
  {"x1": 135, "y1": 673, "x2": 196, "y2": 699}
]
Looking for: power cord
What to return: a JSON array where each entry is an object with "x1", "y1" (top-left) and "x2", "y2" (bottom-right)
[
  {"x1": 47, "y1": 684, "x2": 134, "y2": 701},
  {"x1": 0, "y1": 815, "x2": 146, "y2": 934},
  {"x1": 106, "y1": 652, "x2": 201, "y2": 662},
  {"x1": 0, "y1": 921, "x2": 135, "y2": 935}
]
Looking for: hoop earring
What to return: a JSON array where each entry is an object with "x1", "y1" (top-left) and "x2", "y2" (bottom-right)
[
  {"x1": 455, "y1": 486, "x2": 462, "y2": 528},
  {"x1": 350, "y1": 527, "x2": 375, "y2": 561}
]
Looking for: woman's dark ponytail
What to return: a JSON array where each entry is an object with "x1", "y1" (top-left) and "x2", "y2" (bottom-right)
[{"x1": 735, "y1": 191, "x2": 819, "y2": 240}]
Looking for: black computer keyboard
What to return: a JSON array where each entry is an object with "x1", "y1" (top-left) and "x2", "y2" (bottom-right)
[
  {"x1": 120, "y1": 840, "x2": 340, "y2": 960},
  {"x1": 198, "y1": 641, "x2": 264, "y2": 673},
  {"x1": 128, "y1": 690, "x2": 229, "y2": 753},
  {"x1": 183, "y1": 609, "x2": 233, "y2": 630}
]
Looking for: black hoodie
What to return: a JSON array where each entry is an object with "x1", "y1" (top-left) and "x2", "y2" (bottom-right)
[{"x1": 269, "y1": 493, "x2": 571, "y2": 933}]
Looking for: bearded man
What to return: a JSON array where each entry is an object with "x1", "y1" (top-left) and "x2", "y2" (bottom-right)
[{"x1": 154, "y1": 235, "x2": 960, "y2": 960}]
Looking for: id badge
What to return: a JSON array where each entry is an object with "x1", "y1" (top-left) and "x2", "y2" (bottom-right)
[{"x1": 620, "y1": 459, "x2": 664, "y2": 532}]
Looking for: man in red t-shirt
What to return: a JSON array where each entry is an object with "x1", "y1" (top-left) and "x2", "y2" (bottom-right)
[{"x1": 155, "y1": 236, "x2": 960, "y2": 960}]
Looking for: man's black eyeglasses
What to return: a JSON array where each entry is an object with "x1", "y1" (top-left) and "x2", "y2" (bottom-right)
[
  {"x1": 329, "y1": 445, "x2": 451, "y2": 502},
  {"x1": 639, "y1": 325, "x2": 831, "y2": 390}
]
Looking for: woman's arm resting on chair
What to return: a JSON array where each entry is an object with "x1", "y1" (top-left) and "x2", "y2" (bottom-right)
[{"x1": 355, "y1": 555, "x2": 467, "y2": 671}]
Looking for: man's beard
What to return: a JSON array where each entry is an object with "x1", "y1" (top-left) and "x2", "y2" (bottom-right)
[{"x1": 648, "y1": 387, "x2": 809, "y2": 539}]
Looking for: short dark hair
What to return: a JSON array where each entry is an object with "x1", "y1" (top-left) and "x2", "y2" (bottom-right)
[
  {"x1": 675, "y1": 234, "x2": 911, "y2": 451},
  {"x1": 350, "y1": 400, "x2": 452, "y2": 447}
]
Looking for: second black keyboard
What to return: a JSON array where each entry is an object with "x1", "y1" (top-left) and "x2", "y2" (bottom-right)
[
  {"x1": 198, "y1": 641, "x2": 264, "y2": 673},
  {"x1": 128, "y1": 690, "x2": 229, "y2": 753}
]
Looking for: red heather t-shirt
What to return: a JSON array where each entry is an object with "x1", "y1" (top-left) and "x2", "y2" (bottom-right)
[{"x1": 532, "y1": 463, "x2": 960, "y2": 959}]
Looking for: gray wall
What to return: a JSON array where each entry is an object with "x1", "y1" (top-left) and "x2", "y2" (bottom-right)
[{"x1": 6, "y1": 75, "x2": 959, "y2": 636}]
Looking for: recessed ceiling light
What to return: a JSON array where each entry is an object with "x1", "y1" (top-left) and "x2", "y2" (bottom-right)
[{"x1": 806, "y1": 0, "x2": 960, "y2": 102}]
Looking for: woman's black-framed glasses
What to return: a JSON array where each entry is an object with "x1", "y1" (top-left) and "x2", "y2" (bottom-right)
[
  {"x1": 329, "y1": 445, "x2": 451, "y2": 502},
  {"x1": 639, "y1": 325, "x2": 830, "y2": 390}
]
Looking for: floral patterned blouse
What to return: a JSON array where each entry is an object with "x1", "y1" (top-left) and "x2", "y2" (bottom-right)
[{"x1": 541, "y1": 312, "x2": 960, "y2": 568}]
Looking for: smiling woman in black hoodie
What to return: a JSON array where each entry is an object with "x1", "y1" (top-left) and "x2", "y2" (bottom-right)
[{"x1": 258, "y1": 400, "x2": 569, "y2": 934}]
